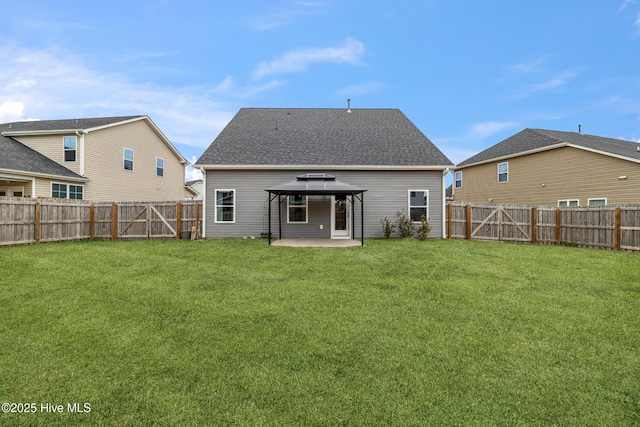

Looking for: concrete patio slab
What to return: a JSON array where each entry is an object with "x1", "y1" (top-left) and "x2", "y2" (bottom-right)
[{"x1": 270, "y1": 238, "x2": 362, "y2": 247}]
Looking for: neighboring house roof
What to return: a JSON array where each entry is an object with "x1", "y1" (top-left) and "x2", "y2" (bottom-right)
[
  {"x1": 0, "y1": 135, "x2": 87, "y2": 181},
  {"x1": 0, "y1": 116, "x2": 142, "y2": 133},
  {"x1": 196, "y1": 108, "x2": 453, "y2": 169},
  {"x1": 0, "y1": 115, "x2": 188, "y2": 164},
  {"x1": 186, "y1": 179, "x2": 203, "y2": 187},
  {"x1": 458, "y1": 128, "x2": 640, "y2": 168}
]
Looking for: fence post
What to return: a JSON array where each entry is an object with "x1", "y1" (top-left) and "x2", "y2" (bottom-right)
[
  {"x1": 531, "y1": 207, "x2": 538, "y2": 245},
  {"x1": 194, "y1": 202, "x2": 200, "y2": 239},
  {"x1": 176, "y1": 202, "x2": 182, "y2": 240},
  {"x1": 89, "y1": 204, "x2": 95, "y2": 240},
  {"x1": 446, "y1": 203, "x2": 452, "y2": 239},
  {"x1": 35, "y1": 200, "x2": 41, "y2": 244},
  {"x1": 555, "y1": 209, "x2": 562, "y2": 245},
  {"x1": 615, "y1": 207, "x2": 621, "y2": 251},
  {"x1": 466, "y1": 204, "x2": 472, "y2": 240},
  {"x1": 111, "y1": 203, "x2": 118, "y2": 240}
]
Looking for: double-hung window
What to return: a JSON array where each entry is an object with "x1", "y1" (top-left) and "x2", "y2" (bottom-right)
[
  {"x1": 408, "y1": 190, "x2": 428, "y2": 222},
  {"x1": 454, "y1": 171, "x2": 462, "y2": 188},
  {"x1": 156, "y1": 157, "x2": 164, "y2": 177},
  {"x1": 558, "y1": 199, "x2": 579, "y2": 207},
  {"x1": 51, "y1": 183, "x2": 84, "y2": 200},
  {"x1": 287, "y1": 195, "x2": 308, "y2": 223},
  {"x1": 52, "y1": 183, "x2": 67, "y2": 198},
  {"x1": 124, "y1": 148, "x2": 134, "y2": 171},
  {"x1": 498, "y1": 162, "x2": 508, "y2": 183},
  {"x1": 64, "y1": 136, "x2": 77, "y2": 162},
  {"x1": 215, "y1": 189, "x2": 235, "y2": 223},
  {"x1": 588, "y1": 198, "x2": 607, "y2": 206}
]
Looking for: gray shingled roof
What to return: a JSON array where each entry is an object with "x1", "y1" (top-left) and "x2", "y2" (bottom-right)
[
  {"x1": 196, "y1": 108, "x2": 453, "y2": 167},
  {"x1": 458, "y1": 128, "x2": 640, "y2": 167},
  {"x1": 0, "y1": 116, "x2": 143, "y2": 133},
  {"x1": 0, "y1": 135, "x2": 87, "y2": 180}
]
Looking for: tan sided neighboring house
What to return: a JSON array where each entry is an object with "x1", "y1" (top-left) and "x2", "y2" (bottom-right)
[
  {"x1": 453, "y1": 128, "x2": 640, "y2": 206},
  {"x1": 0, "y1": 116, "x2": 190, "y2": 201}
]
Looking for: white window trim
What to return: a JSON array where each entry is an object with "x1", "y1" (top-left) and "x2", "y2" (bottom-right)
[
  {"x1": 63, "y1": 136, "x2": 77, "y2": 162},
  {"x1": 123, "y1": 148, "x2": 134, "y2": 171},
  {"x1": 214, "y1": 189, "x2": 236, "y2": 223},
  {"x1": 588, "y1": 198, "x2": 607, "y2": 206},
  {"x1": 498, "y1": 162, "x2": 508, "y2": 183},
  {"x1": 156, "y1": 157, "x2": 164, "y2": 177},
  {"x1": 558, "y1": 199, "x2": 579, "y2": 207},
  {"x1": 408, "y1": 189, "x2": 429, "y2": 222},
  {"x1": 454, "y1": 171, "x2": 462, "y2": 188},
  {"x1": 287, "y1": 195, "x2": 308, "y2": 224},
  {"x1": 50, "y1": 182, "x2": 84, "y2": 200}
]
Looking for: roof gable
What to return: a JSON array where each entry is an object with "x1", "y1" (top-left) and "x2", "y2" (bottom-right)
[
  {"x1": 196, "y1": 108, "x2": 453, "y2": 168},
  {"x1": 0, "y1": 135, "x2": 87, "y2": 181},
  {"x1": 1, "y1": 115, "x2": 187, "y2": 164},
  {"x1": 457, "y1": 128, "x2": 640, "y2": 167}
]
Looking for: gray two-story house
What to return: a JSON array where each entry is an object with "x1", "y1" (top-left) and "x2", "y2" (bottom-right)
[{"x1": 195, "y1": 107, "x2": 454, "y2": 241}]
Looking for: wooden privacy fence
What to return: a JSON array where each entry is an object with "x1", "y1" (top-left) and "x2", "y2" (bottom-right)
[
  {"x1": 0, "y1": 198, "x2": 202, "y2": 246},
  {"x1": 447, "y1": 202, "x2": 640, "y2": 252}
]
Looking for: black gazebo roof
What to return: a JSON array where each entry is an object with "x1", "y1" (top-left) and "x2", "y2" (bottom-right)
[{"x1": 265, "y1": 173, "x2": 367, "y2": 196}]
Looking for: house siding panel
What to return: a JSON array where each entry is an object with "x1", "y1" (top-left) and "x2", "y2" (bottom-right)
[
  {"x1": 204, "y1": 169, "x2": 445, "y2": 239},
  {"x1": 82, "y1": 120, "x2": 185, "y2": 201},
  {"x1": 13, "y1": 134, "x2": 82, "y2": 175},
  {"x1": 454, "y1": 146, "x2": 640, "y2": 205}
]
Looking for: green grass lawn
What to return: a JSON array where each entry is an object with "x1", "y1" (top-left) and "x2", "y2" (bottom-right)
[{"x1": 0, "y1": 239, "x2": 639, "y2": 426}]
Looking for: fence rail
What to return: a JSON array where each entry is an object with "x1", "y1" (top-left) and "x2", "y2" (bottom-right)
[
  {"x1": 447, "y1": 202, "x2": 640, "y2": 252},
  {"x1": 0, "y1": 198, "x2": 202, "y2": 246}
]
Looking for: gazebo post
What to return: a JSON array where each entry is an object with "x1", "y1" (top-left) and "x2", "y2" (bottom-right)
[
  {"x1": 350, "y1": 194, "x2": 355, "y2": 239},
  {"x1": 278, "y1": 194, "x2": 282, "y2": 240},
  {"x1": 268, "y1": 192, "x2": 272, "y2": 245},
  {"x1": 361, "y1": 192, "x2": 364, "y2": 246}
]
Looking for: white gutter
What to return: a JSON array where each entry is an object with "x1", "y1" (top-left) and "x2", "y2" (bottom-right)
[{"x1": 196, "y1": 164, "x2": 456, "y2": 171}]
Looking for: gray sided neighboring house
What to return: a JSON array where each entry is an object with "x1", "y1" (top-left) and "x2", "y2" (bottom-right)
[{"x1": 196, "y1": 108, "x2": 454, "y2": 240}]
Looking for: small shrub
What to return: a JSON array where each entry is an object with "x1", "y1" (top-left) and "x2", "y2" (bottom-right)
[
  {"x1": 380, "y1": 217, "x2": 396, "y2": 239},
  {"x1": 416, "y1": 215, "x2": 431, "y2": 241},
  {"x1": 397, "y1": 210, "x2": 416, "y2": 238}
]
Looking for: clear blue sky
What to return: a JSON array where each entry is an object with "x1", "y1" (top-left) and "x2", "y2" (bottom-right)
[{"x1": 2, "y1": 1, "x2": 640, "y2": 181}]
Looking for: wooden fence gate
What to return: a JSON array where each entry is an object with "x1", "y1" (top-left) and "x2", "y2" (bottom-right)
[{"x1": 469, "y1": 205, "x2": 532, "y2": 242}]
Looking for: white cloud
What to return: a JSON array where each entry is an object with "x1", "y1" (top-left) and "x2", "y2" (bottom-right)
[
  {"x1": 246, "y1": 1, "x2": 327, "y2": 30},
  {"x1": 620, "y1": 0, "x2": 637, "y2": 11},
  {"x1": 469, "y1": 121, "x2": 519, "y2": 139},
  {"x1": 0, "y1": 44, "x2": 237, "y2": 148},
  {"x1": 508, "y1": 57, "x2": 546, "y2": 73},
  {"x1": 507, "y1": 69, "x2": 583, "y2": 100},
  {"x1": 0, "y1": 101, "x2": 27, "y2": 123},
  {"x1": 335, "y1": 81, "x2": 384, "y2": 97},
  {"x1": 253, "y1": 38, "x2": 365, "y2": 79}
]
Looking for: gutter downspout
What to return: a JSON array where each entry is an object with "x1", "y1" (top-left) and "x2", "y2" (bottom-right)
[
  {"x1": 201, "y1": 168, "x2": 206, "y2": 238},
  {"x1": 443, "y1": 168, "x2": 450, "y2": 239},
  {"x1": 76, "y1": 130, "x2": 85, "y2": 176}
]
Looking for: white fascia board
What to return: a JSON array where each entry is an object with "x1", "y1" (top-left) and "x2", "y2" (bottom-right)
[
  {"x1": 0, "y1": 168, "x2": 90, "y2": 182},
  {"x1": 196, "y1": 164, "x2": 455, "y2": 171},
  {"x1": 455, "y1": 142, "x2": 640, "y2": 169},
  {"x1": 2, "y1": 129, "x2": 82, "y2": 136},
  {"x1": 454, "y1": 143, "x2": 568, "y2": 169},
  {"x1": 565, "y1": 143, "x2": 640, "y2": 164}
]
